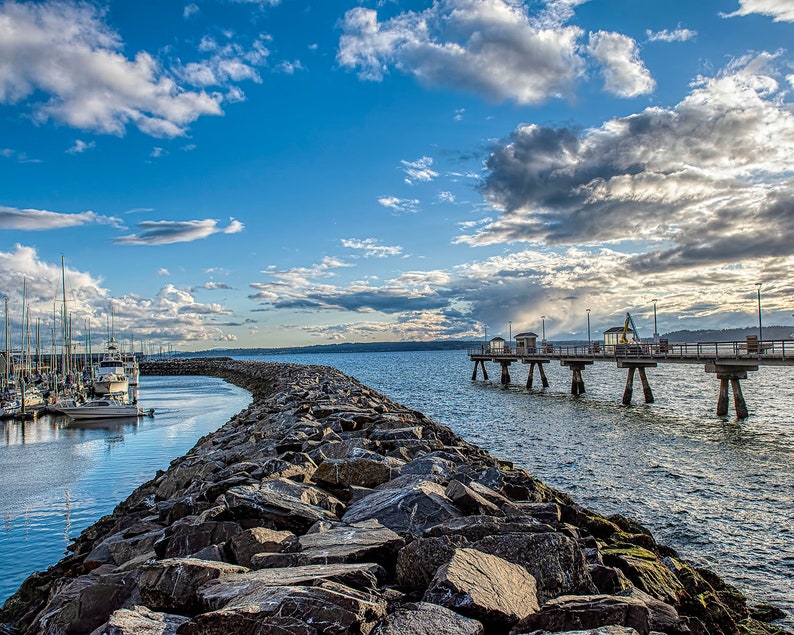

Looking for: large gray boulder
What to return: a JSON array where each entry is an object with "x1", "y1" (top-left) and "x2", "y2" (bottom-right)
[
  {"x1": 197, "y1": 563, "x2": 386, "y2": 611},
  {"x1": 181, "y1": 581, "x2": 387, "y2": 634},
  {"x1": 372, "y1": 602, "x2": 484, "y2": 635},
  {"x1": 342, "y1": 480, "x2": 462, "y2": 536},
  {"x1": 510, "y1": 594, "x2": 651, "y2": 635},
  {"x1": 89, "y1": 605, "x2": 188, "y2": 635},
  {"x1": 471, "y1": 531, "x2": 595, "y2": 604},
  {"x1": 423, "y1": 548, "x2": 540, "y2": 629},
  {"x1": 221, "y1": 484, "x2": 339, "y2": 532},
  {"x1": 138, "y1": 558, "x2": 247, "y2": 613}
]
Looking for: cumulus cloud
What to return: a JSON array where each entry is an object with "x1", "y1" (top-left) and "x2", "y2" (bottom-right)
[
  {"x1": 200, "y1": 281, "x2": 233, "y2": 290},
  {"x1": 401, "y1": 156, "x2": 438, "y2": 184},
  {"x1": 0, "y1": 205, "x2": 122, "y2": 230},
  {"x1": 177, "y1": 34, "x2": 270, "y2": 87},
  {"x1": 646, "y1": 27, "x2": 697, "y2": 42},
  {"x1": 724, "y1": 0, "x2": 794, "y2": 21},
  {"x1": 466, "y1": 54, "x2": 794, "y2": 267},
  {"x1": 337, "y1": 0, "x2": 585, "y2": 105},
  {"x1": 587, "y1": 31, "x2": 655, "y2": 97},
  {"x1": 0, "y1": 246, "x2": 238, "y2": 344},
  {"x1": 0, "y1": 1, "x2": 269, "y2": 137},
  {"x1": 156, "y1": 268, "x2": 170, "y2": 276},
  {"x1": 341, "y1": 238, "x2": 403, "y2": 258},
  {"x1": 114, "y1": 218, "x2": 244, "y2": 245},
  {"x1": 378, "y1": 196, "x2": 420, "y2": 214},
  {"x1": 66, "y1": 139, "x2": 95, "y2": 154}
]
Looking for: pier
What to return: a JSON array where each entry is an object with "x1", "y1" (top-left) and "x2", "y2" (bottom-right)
[{"x1": 469, "y1": 338, "x2": 794, "y2": 418}]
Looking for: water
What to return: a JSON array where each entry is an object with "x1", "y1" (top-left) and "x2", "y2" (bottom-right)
[
  {"x1": 1, "y1": 353, "x2": 791, "y2": 625},
  {"x1": 0, "y1": 375, "x2": 251, "y2": 603},
  {"x1": 239, "y1": 350, "x2": 794, "y2": 623}
]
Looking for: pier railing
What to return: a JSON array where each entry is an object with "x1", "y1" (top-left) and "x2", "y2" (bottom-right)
[{"x1": 468, "y1": 339, "x2": 794, "y2": 362}]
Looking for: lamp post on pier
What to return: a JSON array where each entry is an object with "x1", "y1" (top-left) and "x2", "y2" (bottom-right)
[
  {"x1": 652, "y1": 299, "x2": 659, "y2": 344},
  {"x1": 508, "y1": 321, "x2": 512, "y2": 349},
  {"x1": 541, "y1": 315, "x2": 546, "y2": 344},
  {"x1": 586, "y1": 308, "x2": 591, "y2": 350},
  {"x1": 756, "y1": 283, "x2": 763, "y2": 346}
]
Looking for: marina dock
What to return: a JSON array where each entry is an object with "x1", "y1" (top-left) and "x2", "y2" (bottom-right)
[{"x1": 469, "y1": 338, "x2": 794, "y2": 418}]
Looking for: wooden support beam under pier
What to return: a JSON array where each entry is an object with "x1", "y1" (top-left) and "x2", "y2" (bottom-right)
[
  {"x1": 705, "y1": 363, "x2": 757, "y2": 419},
  {"x1": 561, "y1": 360, "x2": 593, "y2": 396},
  {"x1": 525, "y1": 361, "x2": 550, "y2": 389},
  {"x1": 617, "y1": 361, "x2": 657, "y2": 405}
]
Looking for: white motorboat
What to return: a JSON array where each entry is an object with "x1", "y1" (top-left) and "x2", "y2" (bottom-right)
[
  {"x1": 93, "y1": 339, "x2": 129, "y2": 396},
  {"x1": 0, "y1": 386, "x2": 46, "y2": 419},
  {"x1": 55, "y1": 395, "x2": 154, "y2": 420}
]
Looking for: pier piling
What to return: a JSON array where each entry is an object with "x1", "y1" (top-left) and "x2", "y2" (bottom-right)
[
  {"x1": 706, "y1": 363, "x2": 757, "y2": 419},
  {"x1": 617, "y1": 361, "x2": 657, "y2": 405},
  {"x1": 500, "y1": 361, "x2": 511, "y2": 386}
]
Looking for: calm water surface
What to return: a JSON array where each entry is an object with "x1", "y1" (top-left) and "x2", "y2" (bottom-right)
[
  {"x1": 0, "y1": 375, "x2": 251, "y2": 602},
  {"x1": 243, "y1": 350, "x2": 793, "y2": 624}
]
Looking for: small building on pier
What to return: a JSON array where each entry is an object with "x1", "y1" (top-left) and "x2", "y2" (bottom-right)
[
  {"x1": 489, "y1": 337, "x2": 506, "y2": 353},
  {"x1": 603, "y1": 326, "x2": 636, "y2": 351},
  {"x1": 514, "y1": 332, "x2": 538, "y2": 354}
]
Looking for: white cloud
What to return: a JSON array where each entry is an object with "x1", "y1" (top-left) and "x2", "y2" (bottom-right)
[
  {"x1": 0, "y1": 1, "x2": 273, "y2": 138},
  {"x1": 724, "y1": 0, "x2": 794, "y2": 21},
  {"x1": 0, "y1": 246, "x2": 239, "y2": 344},
  {"x1": 0, "y1": 205, "x2": 121, "y2": 230},
  {"x1": 156, "y1": 268, "x2": 170, "y2": 276},
  {"x1": 588, "y1": 31, "x2": 655, "y2": 97},
  {"x1": 401, "y1": 156, "x2": 438, "y2": 184},
  {"x1": 646, "y1": 27, "x2": 697, "y2": 42},
  {"x1": 337, "y1": 1, "x2": 585, "y2": 105},
  {"x1": 183, "y1": 3, "x2": 199, "y2": 18},
  {"x1": 66, "y1": 139, "x2": 95, "y2": 154},
  {"x1": 378, "y1": 196, "x2": 420, "y2": 214},
  {"x1": 341, "y1": 238, "x2": 403, "y2": 258},
  {"x1": 115, "y1": 218, "x2": 244, "y2": 245}
]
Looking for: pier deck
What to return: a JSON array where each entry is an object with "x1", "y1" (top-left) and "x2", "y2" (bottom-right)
[{"x1": 468, "y1": 339, "x2": 794, "y2": 418}]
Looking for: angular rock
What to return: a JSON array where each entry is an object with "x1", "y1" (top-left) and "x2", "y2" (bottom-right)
[
  {"x1": 471, "y1": 531, "x2": 595, "y2": 604},
  {"x1": 617, "y1": 587, "x2": 681, "y2": 633},
  {"x1": 221, "y1": 484, "x2": 339, "y2": 532},
  {"x1": 511, "y1": 594, "x2": 651, "y2": 635},
  {"x1": 313, "y1": 450, "x2": 400, "y2": 488},
  {"x1": 396, "y1": 535, "x2": 467, "y2": 593},
  {"x1": 423, "y1": 547, "x2": 539, "y2": 629},
  {"x1": 228, "y1": 527, "x2": 300, "y2": 567},
  {"x1": 138, "y1": 558, "x2": 247, "y2": 613},
  {"x1": 294, "y1": 519, "x2": 404, "y2": 566},
  {"x1": 90, "y1": 605, "x2": 188, "y2": 635},
  {"x1": 602, "y1": 545, "x2": 685, "y2": 605},
  {"x1": 197, "y1": 563, "x2": 386, "y2": 610},
  {"x1": 424, "y1": 515, "x2": 551, "y2": 542},
  {"x1": 183, "y1": 581, "x2": 387, "y2": 634},
  {"x1": 513, "y1": 627, "x2": 640, "y2": 635},
  {"x1": 445, "y1": 480, "x2": 504, "y2": 516},
  {"x1": 159, "y1": 520, "x2": 242, "y2": 559},
  {"x1": 259, "y1": 477, "x2": 346, "y2": 516},
  {"x1": 372, "y1": 601, "x2": 484, "y2": 635},
  {"x1": 342, "y1": 480, "x2": 462, "y2": 536}
]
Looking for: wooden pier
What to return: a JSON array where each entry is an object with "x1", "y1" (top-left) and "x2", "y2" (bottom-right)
[{"x1": 468, "y1": 339, "x2": 794, "y2": 418}]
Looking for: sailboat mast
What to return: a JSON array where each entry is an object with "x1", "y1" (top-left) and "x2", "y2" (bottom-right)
[
  {"x1": 3, "y1": 297, "x2": 8, "y2": 391},
  {"x1": 61, "y1": 255, "x2": 69, "y2": 376}
]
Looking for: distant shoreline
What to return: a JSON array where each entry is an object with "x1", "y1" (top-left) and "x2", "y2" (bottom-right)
[{"x1": 175, "y1": 325, "x2": 794, "y2": 358}]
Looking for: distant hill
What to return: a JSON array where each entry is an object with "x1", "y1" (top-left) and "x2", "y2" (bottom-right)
[
  {"x1": 177, "y1": 339, "x2": 482, "y2": 358},
  {"x1": 661, "y1": 325, "x2": 794, "y2": 343}
]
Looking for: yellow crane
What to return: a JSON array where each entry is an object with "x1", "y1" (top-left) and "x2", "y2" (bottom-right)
[{"x1": 619, "y1": 312, "x2": 641, "y2": 344}]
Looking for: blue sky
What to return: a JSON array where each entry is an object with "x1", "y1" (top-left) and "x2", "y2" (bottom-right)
[{"x1": 2, "y1": 0, "x2": 794, "y2": 352}]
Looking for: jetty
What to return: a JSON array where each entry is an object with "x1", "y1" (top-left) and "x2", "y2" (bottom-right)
[
  {"x1": 1, "y1": 358, "x2": 788, "y2": 635},
  {"x1": 469, "y1": 334, "x2": 794, "y2": 418}
]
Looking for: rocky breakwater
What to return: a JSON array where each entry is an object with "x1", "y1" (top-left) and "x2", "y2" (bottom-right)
[{"x1": 1, "y1": 358, "x2": 789, "y2": 635}]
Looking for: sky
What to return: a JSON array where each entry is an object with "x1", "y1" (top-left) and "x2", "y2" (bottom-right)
[{"x1": 2, "y1": 0, "x2": 794, "y2": 352}]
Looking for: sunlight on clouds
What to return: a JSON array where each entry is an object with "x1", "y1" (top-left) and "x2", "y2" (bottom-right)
[
  {"x1": 588, "y1": 31, "x2": 655, "y2": 97},
  {"x1": 0, "y1": 1, "x2": 269, "y2": 138},
  {"x1": 378, "y1": 196, "x2": 420, "y2": 214},
  {"x1": 341, "y1": 238, "x2": 403, "y2": 258},
  {"x1": 724, "y1": 0, "x2": 794, "y2": 22},
  {"x1": 338, "y1": 1, "x2": 585, "y2": 105}
]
